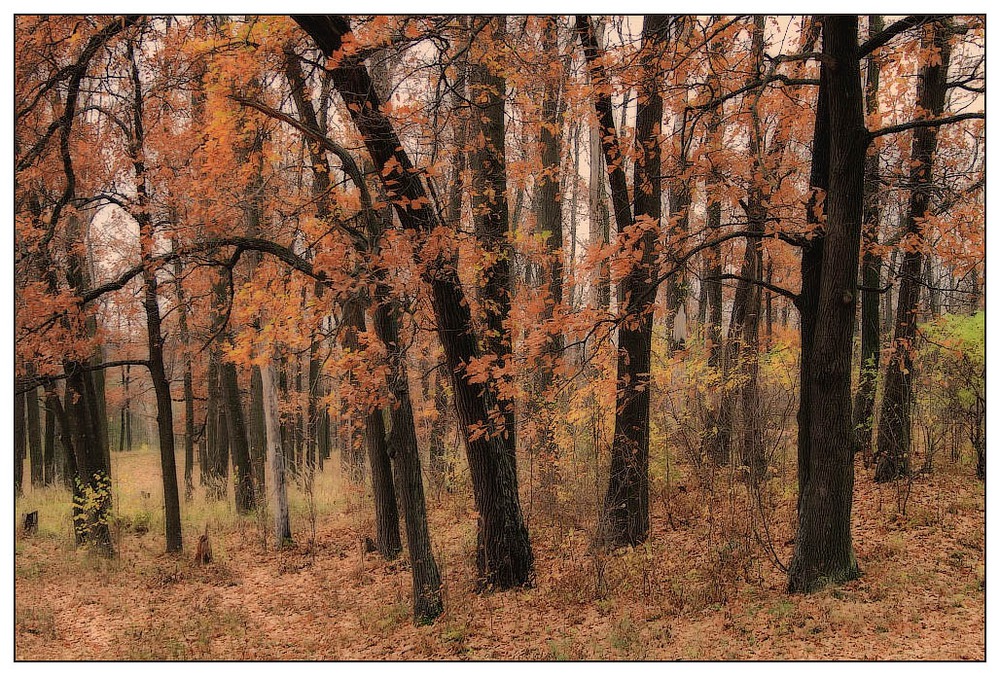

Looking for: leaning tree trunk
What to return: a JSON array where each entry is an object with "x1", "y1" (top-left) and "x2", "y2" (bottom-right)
[
  {"x1": 875, "y1": 21, "x2": 952, "y2": 483},
  {"x1": 788, "y1": 15, "x2": 865, "y2": 593},
  {"x1": 295, "y1": 15, "x2": 533, "y2": 589}
]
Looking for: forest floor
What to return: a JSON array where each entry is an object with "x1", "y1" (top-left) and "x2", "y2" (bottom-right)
[{"x1": 15, "y1": 448, "x2": 985, "y2": 660}]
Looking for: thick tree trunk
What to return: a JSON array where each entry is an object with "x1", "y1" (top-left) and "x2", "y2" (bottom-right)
[
  {"x1": 469, "y1": 16, "x2": 517, "y2": 464},
  {"x1": 64, "y1": 364, "x2": 114, "y2": 555},
  {"x1": 295, "y1": 15, "x2": 533, "y2": 589},
  {"x1": 788, "y1": 15, "x2": 865, "y2": 593},
  {"x1": 875, "y1": 21, "x2": 952, "y2": 483}
]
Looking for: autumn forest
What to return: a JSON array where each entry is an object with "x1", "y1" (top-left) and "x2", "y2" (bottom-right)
[{"x1": 14, "y1": 14, "x2": 985, "y2": 660}]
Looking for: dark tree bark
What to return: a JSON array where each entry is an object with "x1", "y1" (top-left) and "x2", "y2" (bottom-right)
[
  {"x1": 250, "y1": 365, "x2": 267, "y2": 492},
  {"x1": 344, "y1": 297, "x2": 401, "y2": 560},
  {"x1": 64, "y1": 364, "x2": 114, "y2": 554},
  {"x1": 533, "y1": 15, "x2": 566, "y2": 506},
  {"x1": 205, "y1": 350, "x2": 230, "y2": 499},
  {"x1": 469, "y1": 16, "x2": 517, "y2": 464},
  {"x1": 295, "y1": 15, "x2": 533, "y2": 590},
  {"x1": 854, "y1": 14, "x2": 885, "y2": 467},
  {"x1": 43, "y1": 388, "x2": 58, "y2": 485},
  {"x1": 15, "y1": 390, "x2": 27, "y2": 496},
  {"x1": 171, "y1": 238, "x2": 197, "y2": 500},
  {"x1": 27, "y1": 384, "x2": 43, "y2": 487},
  {"x1": 875, "y1": 21, "x2": 952, "y2": 483},
  {"x1": 578, "y1": 14, "x2": 668, "y2": 547},
  {"x1": 118, "y1": 366, "x2": 132, "y2": 453},
  {"x1": 129, "y1": 38, "x2": 183, "y2": 552},
  {"x1": 372, "y1": 288, "x2": 444, "y2": 622},
  {"x1": 788, "y1": 15, "x2": 865, "y2": 593},
  {"x1": 221, "y1": 360, "x2": 257, "y2": 514},
  {"x1": 701, "y1": 42, "x2": 728, "y2": 464},
  {"x1": 731, "y1": 17, "x2": 770, "y2": 481}
]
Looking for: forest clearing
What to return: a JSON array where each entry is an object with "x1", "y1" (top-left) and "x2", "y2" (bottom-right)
[{"x1": 14, "y1": 14, "x2": 985, "y2": 661}]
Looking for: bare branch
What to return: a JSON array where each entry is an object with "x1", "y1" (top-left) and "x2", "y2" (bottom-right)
[
  {"x1": 858, "y1": 15, "x2": 948, "y2": 58},
  {"x1": 869, "y1": 112, "x2": 984, "y2": 140}
]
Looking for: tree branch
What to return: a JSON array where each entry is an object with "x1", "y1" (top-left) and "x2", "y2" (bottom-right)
[
  {"x1": 858, "y1": 15, "x2": 947, "y2": 58},
  {"x1": 16, "y1": 359, "x2": 150, "y2": 395},
  {"x1": 705, "y1": 274, "x2": 799, "y2": 303},
  {"x1": 869, "y1": 112, "x2": 984, "y2": 140}
]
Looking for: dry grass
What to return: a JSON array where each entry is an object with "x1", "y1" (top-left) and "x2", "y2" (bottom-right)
[{"x1": 14, "y1": 446, "x2": 985, "y2": 660}]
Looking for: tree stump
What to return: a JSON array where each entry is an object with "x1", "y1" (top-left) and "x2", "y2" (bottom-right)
[
  {"x1": 195, "y1": 525, "x2": 213, "y2": 564},
  {"x1": 23, "y1": 511, "x2": 38, "y2": 535}
]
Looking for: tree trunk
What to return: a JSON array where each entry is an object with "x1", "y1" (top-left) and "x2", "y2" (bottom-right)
[
  {"x1": 344, "y1": 297, "x2": 401, "y2": 559},
  {"x1": 533, "y1": 15, "x2": 565, "y2": 507},
  {"x1": 221, "y1": 360, "x2": 257, "y2": 514},
  {"x1": 130, "y1": 39, "x2": 183, "y2": 552},
  {"x1": 250, "y1": 366, "x2": 267, "y2": 494},
  {"x1": 587, "y1": 18, "x2": 611, "y2": 313},
  {"x1": 295, "y1": 15, "x2": 533, "y2": 589},
  {"x1": 372, "y1": 287, "x2": 444, "y2": 623},
  {"x1": 875, "y1": 21, "x2": 952, "y2": 483},
  {"x1": 788, "y1": 15, "x2": 865, "y2": 593},
  {"x1": 205, "y1": 351, "x2": 230, "y2": 499},
  {"x1": 469, "y1": 16, "x2": 517, "y2": 464},
  {"x1": 702, "y1": 56, "x2": 727, "y2": 464},
  {"x1": 27, "y1": 384, "x2": 43, "y2": 487},
  {"x1": 578, "y1": 14, "x2": 667, "y2": 547},
  {"x1": 43, "y1": 388, "x2": 58, "y2": 486},
  {"x1": 261, "y1": 360, "x2": 292, "y2": 547},
  {"x1": 64, "y1": 364, "x2": 114, "y2": 555},
  {"x1": 171, "y1": 237, "x2": 197, "y2": 500},
  {"x1": 854, "y1": 14, "x2": 884, "y2": 467},
  {"x1": 15, "y1": 389, "x2": 27, "y2": 497}
]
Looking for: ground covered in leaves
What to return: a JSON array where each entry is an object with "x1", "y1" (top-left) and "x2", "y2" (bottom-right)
[{"x1": 15, "y1": 449, "x2": 984, "y2": 660}]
